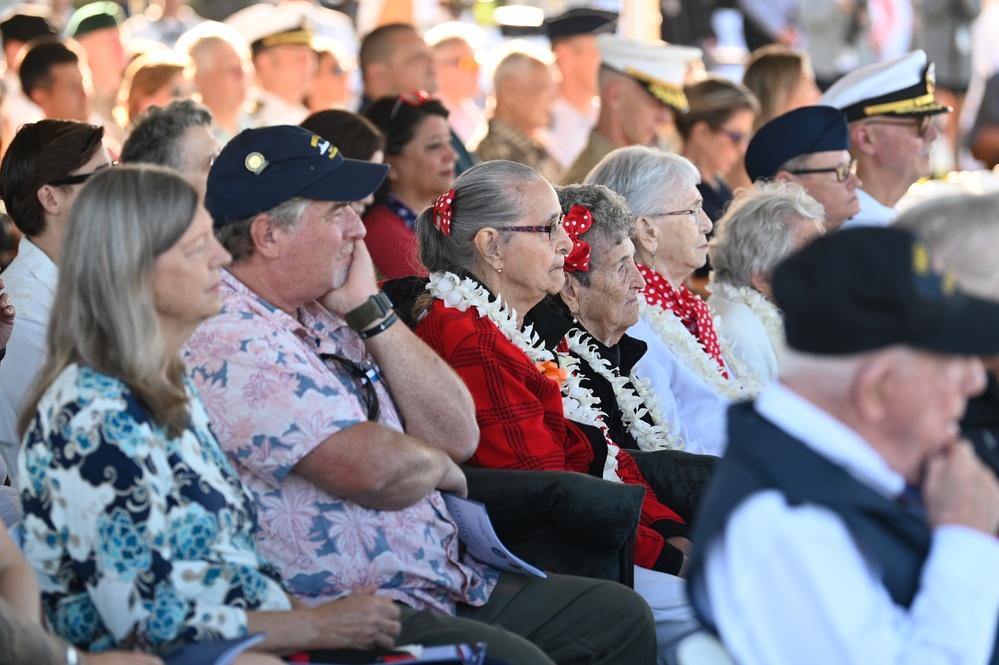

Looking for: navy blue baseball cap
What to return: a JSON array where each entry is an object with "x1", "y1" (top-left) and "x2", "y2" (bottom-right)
[
  {"x1": 773, "y1": 227, "x2": 999, "y2": 356},
  {"x1": 745, "y1": 106, "x2": 850, "y2": 182},
  {"x1": 206, "y1": 125, "x2": 389, "y2": 228}
]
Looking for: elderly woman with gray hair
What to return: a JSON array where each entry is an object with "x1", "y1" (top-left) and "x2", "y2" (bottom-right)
[
  {"x1": 586, "y1": 146, "x2": 751, "y2": 455},
  {"x1": 707, "y1": 181, "x2": 825, "y2": 383}
]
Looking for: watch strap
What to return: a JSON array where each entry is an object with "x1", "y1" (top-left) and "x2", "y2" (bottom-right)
[{"x1": 344, "y1": 291, "x2": 394, "y2": 331}]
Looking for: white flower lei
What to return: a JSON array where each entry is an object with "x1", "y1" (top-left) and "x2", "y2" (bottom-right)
[
  {"x1": 428, "y1": 272, "x2": 624, "y2": 483},
  {"x1": 707, "y1": 280, "x2": 785, "y2": 356},
  {"x1": 639, "y1": 296, "x2": 762, "y2": 401},
  {"x1": 560, "y1": 329, "x2": 685, "y2": 452}
]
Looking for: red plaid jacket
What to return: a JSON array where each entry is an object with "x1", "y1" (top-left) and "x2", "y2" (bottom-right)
[{"x1": 416, "y1": 300, "x2": 688, "y2": 574}]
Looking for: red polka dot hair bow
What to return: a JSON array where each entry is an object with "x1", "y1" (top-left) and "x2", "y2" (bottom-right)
[
  {"x1": 433, "y1": 189, "x2": 456, "y2": 236},
  {"x1": 563, "y1": 205, "x2": 593, "y2": 273}
]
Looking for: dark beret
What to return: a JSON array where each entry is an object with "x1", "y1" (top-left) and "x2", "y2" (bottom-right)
[{"x1": 745, "y1": 105, "x2": 850, "y2": 182}]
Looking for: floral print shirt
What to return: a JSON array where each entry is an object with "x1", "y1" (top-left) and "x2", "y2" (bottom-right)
[
  {"x1": 18, "y1": 364, "x2": 291, "y2": 651},
  {"x1": 183, "y1": 271, "x2": 497, "y2": 614}
]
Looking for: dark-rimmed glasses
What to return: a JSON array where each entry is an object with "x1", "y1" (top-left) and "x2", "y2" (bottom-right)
[
  {"x1": 786, "y1": 158, "x2": 859, "y2": 183},
  {"x1": 322, "y1": 353, "x2": 381, "y2": 422},
  {"x1": 646, "y1": 201, "x2": 705, "y2": 219},
  {"x1": 496, "y1": 214, "x2": 565, "y2": 241},
  {"x1": 865, "y1": 115, "x2": 933, "y2": 138},
  {"x1": 389, "y1": 90, "x2": 432, "y2": 121},
  {"x1": 47, "y1": 161, "x2": 117, "y2": 187}
]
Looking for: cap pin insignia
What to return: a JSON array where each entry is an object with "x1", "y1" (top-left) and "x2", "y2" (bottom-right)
[{"x1": 245, "y1": 152, "x2": 268, "y2": 174}]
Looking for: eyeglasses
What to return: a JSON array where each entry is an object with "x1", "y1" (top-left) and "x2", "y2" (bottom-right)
[
  {"x1": 646, "y1": 201, "x2": 704, "y2": 219},
  {"x1": 786, "y1": 158, "x2": 858, "y2": 183},
  {"x1": 495, "y1": 214, "x2": 565, "y2": 241},
  {"x1": 865, "y1": 115, "x2": 933, "y2": 138},
  {"x1": 389, "y1": 90, "x2": 432, "y2": 121},
  {"x1": 321, "y1": 353, "x2": 381, "y2": 422},
  {"x1": 47, "y1": 161, "x2": 117, "y2": 187},
  {"x1": 440, "y1": 54, "x2": 480, "y2": 71}
]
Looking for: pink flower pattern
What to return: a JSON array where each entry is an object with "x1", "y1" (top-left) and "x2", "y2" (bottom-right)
[{"x1": 184, "y1": 272, "x2": 497, "y2": 613}]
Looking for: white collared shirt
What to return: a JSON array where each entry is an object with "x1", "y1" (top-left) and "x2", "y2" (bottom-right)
[
  {"x1": 696, "y1": 381, "x2": 999, "y2": 665},
  {"x1": 839, "y1": 188, "x2": 899, "y2": 230},
  {"x1": 0, "y1": 237, "x2": 59, "y2": 484}
]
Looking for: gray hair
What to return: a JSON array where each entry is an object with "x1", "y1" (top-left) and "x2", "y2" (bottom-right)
[
  {"x1": 555, "y1": 184, "x2": 635, "y2": 286},
  {"x1": 893, "y1": 191, "x2": 999, "y2": 300},
  {"x1": 176, "y1": 20, "x2": 252, "y2": 66},
  {"x1": 416, "y1": 160, "x2": 548, "y2": 276},
  {"x1": 216, "y1": 196, "x2": 312, "y2": 262},
  {"x1": 709, "y1": 181, "x2": 825, "y2": 289},
  {"x1": 120, "y1": 98, "x2": 213, "y2": 171},
  {"x1": 584, "y1": 146, "x2": 700, "y2": 217},
  {"x1": 19, "y1": 165, "x2": 199, "y2": 439}
]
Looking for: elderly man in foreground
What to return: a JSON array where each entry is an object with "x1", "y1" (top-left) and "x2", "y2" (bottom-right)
[
  {"x1": 689, "y1": 227, "x2": 999, "y2": 665},
  {"x1": 184, "y1": 125, "x2": 656, "y2": 664}
]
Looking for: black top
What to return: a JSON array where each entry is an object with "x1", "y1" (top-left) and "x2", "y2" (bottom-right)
[{"x1": 694, "y1": 178, "x2": 732, "y2": 278}]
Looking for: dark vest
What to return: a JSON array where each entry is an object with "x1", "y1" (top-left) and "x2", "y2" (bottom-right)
[{"x1": 689, "y1": 401, "x2": 999, "y2": 664}]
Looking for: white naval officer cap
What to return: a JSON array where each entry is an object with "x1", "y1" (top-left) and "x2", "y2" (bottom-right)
[
  {"x1": 818, "y1": 49, "x2": 951, "y2": 122},
  {"x1": 225, "y1": 3, "x2": 313, "y2": 55},
  {"x1": 596, "y1": 34, "x2": 702, "y2": 112}
]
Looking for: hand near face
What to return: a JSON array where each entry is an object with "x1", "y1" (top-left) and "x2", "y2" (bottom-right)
[
  {"x1": 307, "y1": 586, "x2": 401, "y2": 651},
  {"x1": 319, "y1": 239, "x2": 380, "y2": 316},
  {"x1": 0, "y1": 279, "x2": 14, "y2": 351},
  {"x1": 922, "y1": 439, "x2": 999, "y2": 536}
]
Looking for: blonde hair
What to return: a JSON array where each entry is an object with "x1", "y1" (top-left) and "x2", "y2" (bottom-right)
[
  {"x1": 675, "y1": 75, "x2": 759, "y2": 141},
  {"x1": 19, "y1": 165, "x2": 200, "y2": 440},
  {"x1": 742, "y1": 45, "x2": 813, "y2": 131}
]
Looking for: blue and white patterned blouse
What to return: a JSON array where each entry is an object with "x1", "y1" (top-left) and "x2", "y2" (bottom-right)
[{"x1": 17, "y1": 364, "x2": 291, "y2": 651}]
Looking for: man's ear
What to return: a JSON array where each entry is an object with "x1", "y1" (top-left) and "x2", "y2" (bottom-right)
[
  {"x1": 852, "y1": 353, "x2": 896, "y2": 423},
  {"x1": 472, "y1": 227, "x2": 504, "y2": 272},
  {"x1": 849, "y1": 123, "x2": 877, "y2": 157},
  {"x1": 248, "y1": 213, "x2": 283, "y2": 259}
]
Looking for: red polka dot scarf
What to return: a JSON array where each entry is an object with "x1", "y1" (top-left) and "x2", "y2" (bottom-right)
[
  {"x1": 637, "y1": 263, "x2": 728, "y2": 377},
  {"x1": 563, "y1": 205, "x2": 593, "y2": 273}
]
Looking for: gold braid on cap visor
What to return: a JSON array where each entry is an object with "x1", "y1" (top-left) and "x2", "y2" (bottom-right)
[
  {"x1": 625, "y1": 66, "x2": 689, "y2": 112},
  {"x1": 260, "y1": 29, "x2": 313, "y2": 48}
]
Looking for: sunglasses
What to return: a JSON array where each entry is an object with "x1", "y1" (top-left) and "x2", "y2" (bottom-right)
[
  {"x1": 786, "y1": 158, "x2": 859, "y2": 183},
  {"x1": 389, "y1": 90, "x2": 432, "y2": 121},
  {"x1": 322, "y1": 353, "x2": 381, "y2": 422},
  {"x1": 496, "y1": 214, "x2": 565, "y2": 241},
  {"x1": 47, "y1": 161, "x2": 117, "y2": 187},
  {"x1": 440, "y1": 54, "x2": 480, "y2": 71},
  {"x1": 717, "y1": 128, "x2": 748, "y2": 145}
]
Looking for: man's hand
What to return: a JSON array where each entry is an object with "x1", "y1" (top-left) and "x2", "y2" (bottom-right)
[
  {"x1": 319, "y1": 239, "x2": 380, "y2": 316},
  {"x1": 437, "y1": 461, "x2": 468, "y2": 498},
  {"x1": 306, "y1": 586, "x2": 401, "y2": 651},
  {"x1": 0, "y1": 278, "x2": 15, "y2": 351},
  {"x1": 923, "y1": 440, "x2": 999, "y2": 535}
]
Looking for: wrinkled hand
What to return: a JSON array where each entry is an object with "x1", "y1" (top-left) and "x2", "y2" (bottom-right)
[
  {"x1": 308, "y1": 586, "x2": 401, "y2": 651},
  {"x1": 923, "y1": 440, "x2": 999, "y2": 535},
  {"x1": 319, "y1": 239, "x2": 380, "y2": 316},
  {"x1": 437, "y1": 460, "x2": 468, "y2": 498},
  {"x1": 81, "y1": 651, "x2": 163, "y2": 665},
  {"x1": 0, "y1": 278, "x2": 14, "y2": 351}
]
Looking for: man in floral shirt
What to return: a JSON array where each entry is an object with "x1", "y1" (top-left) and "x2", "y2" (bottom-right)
[{"x1": 184, "y1": 125, "x2": 656, "y2": 665}]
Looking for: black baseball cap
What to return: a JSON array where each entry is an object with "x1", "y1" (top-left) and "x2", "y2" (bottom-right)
[
  {"x1": 206, "y1": 125, "x2": 389, "y2": 228},
  {"x1": 772, "y1": 227, "x2": 999, "y2": 356}
]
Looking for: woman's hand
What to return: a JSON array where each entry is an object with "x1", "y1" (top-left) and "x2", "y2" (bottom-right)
[{"x1": 305, "y1": 586, "x2": 401, "y2": 651}]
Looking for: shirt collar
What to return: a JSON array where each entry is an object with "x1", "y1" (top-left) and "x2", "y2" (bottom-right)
[
  {"x1": 755, "y1": 381, "x2": 906, "y2": 499},
  {"x1": 12, "y1": 236, "x2": 59, "y2": 294}
]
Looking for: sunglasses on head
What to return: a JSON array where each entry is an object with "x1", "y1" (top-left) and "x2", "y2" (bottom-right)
[
  {"x1": 389, "y1": 90, "x2": 433, "y2": 121},
  {"x1": 47, "y1": 161, "x2": 118, "y2": 187}
]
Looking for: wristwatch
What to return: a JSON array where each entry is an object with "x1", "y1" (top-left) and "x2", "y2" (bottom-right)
[{"x1": 344, "y1": 291, "x2": 394, "y2": 332}]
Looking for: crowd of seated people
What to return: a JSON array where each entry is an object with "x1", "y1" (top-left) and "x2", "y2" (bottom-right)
[{"x1": 0, "y1": 2, "x2": 996, "y2": 665}]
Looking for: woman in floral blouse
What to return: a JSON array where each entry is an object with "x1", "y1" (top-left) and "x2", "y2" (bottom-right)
[{"x1": 16, "y1": 165, "x2": 400, "y2": 657}]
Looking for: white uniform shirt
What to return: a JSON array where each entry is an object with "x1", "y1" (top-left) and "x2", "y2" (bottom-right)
[
  {"x1": 251, "y1": 89, "x2": 309, "y2": 128},
  {"x1": 0, "y1": 237, "x2": 58, "y2": 482},
  {"x1": 839, "y1": 188, "x2": 898, "y2": 230},
  {"x1": 709, "y1": 295, "x2": 779, "y2": 384},
  {"x1": 629, "y1": 316, "x2": 728, "y2": 456},
  {"x1": 696, "y1": 381, "x2": 999, "y2": 665},
  {"x1": 539, "y1": 95, "x2": 599, "y2": 171}
]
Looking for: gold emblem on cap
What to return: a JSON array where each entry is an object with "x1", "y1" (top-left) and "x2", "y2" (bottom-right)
[
  {"x1": 245, "y1": 152, "x2": 267, "y2": 174},
  {"x1": 941, "y1": 270, "x2": 956, "y2": 295},
  {"x1": 912, "y1": 243, "x2": 930, "y2": 275}
]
